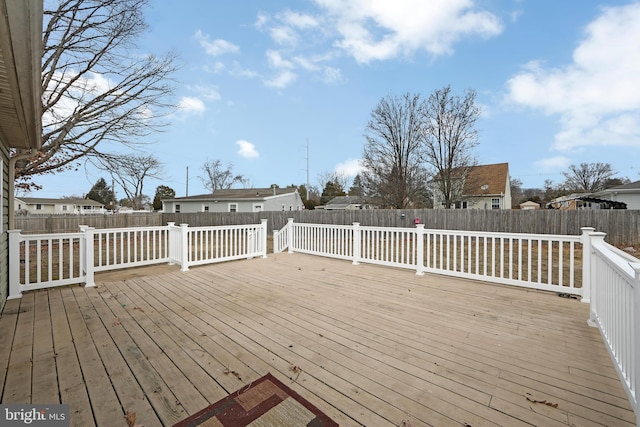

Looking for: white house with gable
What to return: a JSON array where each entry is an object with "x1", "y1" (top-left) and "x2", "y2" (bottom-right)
[{"x1": 162, "y1": 187, "x2": 304, "y2": 213}]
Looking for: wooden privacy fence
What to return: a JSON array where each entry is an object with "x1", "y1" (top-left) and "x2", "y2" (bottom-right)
[
  {"x1": 15, "y1": 212, "x2": 163, "y2": 233},
  {"x1": 15, "y1": 209, "x2": 640, "y2": 246}
]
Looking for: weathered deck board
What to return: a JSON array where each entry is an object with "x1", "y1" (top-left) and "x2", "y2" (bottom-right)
[{"x1": 0, "y1": 253, "x2": 636, "y2": 427}]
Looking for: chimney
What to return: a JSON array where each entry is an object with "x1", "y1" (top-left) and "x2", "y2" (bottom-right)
[{"x1": 272, "y1": 184, "x2": 277, "y2": 196}]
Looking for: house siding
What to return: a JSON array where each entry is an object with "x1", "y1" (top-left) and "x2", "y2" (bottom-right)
[
  {"x1": 597, "y1": 189, "x2": 640, "y2": 210},
  {"x1": 1, "y1": 142, "x2": 9, "y2": 309},
  {"x1": 163, "y1": 192, "x2": 304, "y2": 214}
]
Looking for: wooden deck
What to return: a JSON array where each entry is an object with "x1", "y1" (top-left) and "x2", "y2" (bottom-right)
[{"x1": 0, "y1": 253, "x2": 636, "y2": 427}]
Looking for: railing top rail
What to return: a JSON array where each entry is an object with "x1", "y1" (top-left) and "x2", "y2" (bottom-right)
[
  {"x1": 421, "y1": 228, "x2": 583, "y2": 242},
  {"x1": 14, "y1": 231, "x2": 85, "y2": 240},
  {"x1": 188, "y1": 223, "x2": 264, "y2": 231},
  {"x1": 290, "y1": 221, "x2": 583, "y2": 242},
  {"x1": 293, "y1": 223, "x2": 354, "y2": 230},
  {"x1": 599, "y1": 241, "x2": 640, "y2": 265},
  {"x1": 592, "y1": 240, "x2": 638, "y2": 280},
  {"x1": 90, "y1": 225, "x2": 170, "y2": 233}
]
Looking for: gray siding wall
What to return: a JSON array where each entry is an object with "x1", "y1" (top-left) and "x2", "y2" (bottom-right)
[
  {"x1": 1, "y1": 143, "x2": 9, "y2": 310},
  {"x1": 163, "y1": 193, "x2": 304, "y2": 214}
]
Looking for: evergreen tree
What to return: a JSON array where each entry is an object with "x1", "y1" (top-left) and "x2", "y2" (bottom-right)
[
  {"x1": 348, "y1": 174, "x2": 364, "y2": 197},
  {"x1": 153, "y1": 185, "x2": 176, "y2": 211},
  {"x1": 86, "y1": 178, "x2": 114, "y2": 206},
  {"x1": 320, "y1": 181, "x2": 346, "y2": 205}
]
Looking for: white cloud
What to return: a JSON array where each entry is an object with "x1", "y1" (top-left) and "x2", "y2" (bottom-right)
[
  {"x1": 321, "y1": 66, "x2": 345, "y2": 84},
  {"x1": 506, "y1": 2, "x2": 640, "y2": 151},
  {"x1": 253, "y1": 1, "x2": 501, "y2": 89},
  {"x1": 237, "y1": 140, "x2": 259, "y2": 158},
  {"x1": 282, "y1": 10, "x2": 319, "y2": 30},
  {"x1": 265, "y1": 70, "x2": 297, "y2": 88},
  {"x1": 266, "y1": 50, "x2": 295, "y2": 69},
  {"x1": 195, "y1": 30, "x2": 239, "y2": 56},
  {"x1": 534, "y1": 156, "x2": 571, "y2": 171},
  {"x1": 313, "y1": 0, "x2": 503, "y2": 63},
  {"x1": 43, "y1": 71, "x2": 152, "y2": 126},
  {"x1": 187, "y1": 85, "x2": 222, "y2": 102},
  {"x1": 334, "y1": 158, "x2": 365, "y2": 177},
  {"x1": 177, "y1": 97, "x2": 206, "y2": 114},
  {"x1": 230, "y1": 61, "x2": 260, "y2": 79}
]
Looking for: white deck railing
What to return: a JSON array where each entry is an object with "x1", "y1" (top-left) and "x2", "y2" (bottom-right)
[
  {"x1": 587, "y1": 233, "x2": 640, "y2": 421},
  {"x1": 8, "y1": 220, "x2": 268, "y2": 299},
  {"x1": 274, "y1": 220, "x2": 585, "y2": 296},
  {"x1": 273, "y1": 219, "x2": 640, "y2": 424},
  {"x1": 8, "y1": 231, "x2": 86, "y2": 295}
]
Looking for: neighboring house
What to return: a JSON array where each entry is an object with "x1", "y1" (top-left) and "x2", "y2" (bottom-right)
[
  {"x1": 593, "y1": 180, "x2": 640, "y2": 210},
  {"x1": 547, "y1": 194, "x2": 627, "y2": 210},
  {"x1": 519, "y1": 201, "x2": 541, "y2": 210},
  {"x1": 317, "y1": 196, "x2": 377, "y2": 210},
  {"x1": 433, "y1": 162, "x2": 512, "y2": 210},
  {"x1": 0, "y1": 0, "x2": 43, "y2": 308},
  {"x1": 162, "y1": 188, "x2": 304, "y2": 213},
  {"x1": 15, "y1": 197, "x2": 106, "y2": 215}
]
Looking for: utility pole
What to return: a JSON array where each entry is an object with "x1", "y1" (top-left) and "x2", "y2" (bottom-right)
[
  {"x1": 186, "y1": 166, "x2": 189, "y2": 197},
  {"x1": 306, "y1": 139, "x2": 310, "y2": 197}
]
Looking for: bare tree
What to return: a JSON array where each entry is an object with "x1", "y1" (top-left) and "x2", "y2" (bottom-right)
[
  {"x1": 423, "y1": 85, "x2": 480, "y2": 208},
  {"x1": 14, "y1": 0, "x2": 178, "y2": 189},
  {"x1": 96, "y1": 153, "x2": 164, "y2": 209},
  {"x1": 317, "y1": 171, "x2": 351, "y2": 194},
  {"x1": 199, "y1": 160, "x2": 246, "y2": 192},
  {"x1": 361, "y1": 93, "x2": 429, "y2": 208},
  {"x1": 562, "y1": 163, "x2": 616, "y2": 192}
]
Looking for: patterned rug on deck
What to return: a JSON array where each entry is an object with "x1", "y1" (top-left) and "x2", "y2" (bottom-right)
[{"x1": 172, "y1": 373, "x2": 339, "y2": 427}]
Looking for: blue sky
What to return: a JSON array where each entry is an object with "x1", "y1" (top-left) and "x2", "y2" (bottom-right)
[{"x1": 31, "y1": 0, "x2": 640, "y2": 199}]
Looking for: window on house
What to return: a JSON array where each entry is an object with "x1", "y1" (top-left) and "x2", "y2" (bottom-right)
[
  {"x1": 203, "y1": 205, "x2": 209, "y2": 212},
  {"x1": 62, "y1": 205, "x2": 68, "y2": 211},
  {"x1": 36, "y1": 204, "x2": 42, "y2": 210},
  {"x1": 229, "y1": 203, "x2": 237, "y2": 213},
  {"x1": 491, "y1": 198, "x2": 500, "y2": 209},
  {"x1": 454, "y1": 201, "x2": 468, "y2": 209},
  {"x1": 175, "y1": 204, "x2": 181, "y2": 213}
]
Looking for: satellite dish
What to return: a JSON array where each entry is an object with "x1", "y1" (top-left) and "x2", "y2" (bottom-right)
[{"x1": 481, "y1": 184, "x2": 489, "y2": 191}]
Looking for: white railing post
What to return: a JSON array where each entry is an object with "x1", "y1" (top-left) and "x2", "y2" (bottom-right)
[
  {"x1": 631, "y1": 262, "x2": 640, "y2": 422},
  {"x1": 581, "y1": 227, "x2": 596, "y2": 305},
  {"x1": 416, "y1": 224, "x2": 425, "y2": 275},
  {"x1": 7, "y1": 230, "x2": 22, "y2": 300},
  {"x1": 587, "y1": 232, "x2": 607, "y2": 327},
  {"x1": 82, "y1": 226, "x2": 96, "y2": 287},
  {"x1": 352, "y1": 222, "x2": 360, "y2": 265},
  {"x1": 167, "y1": 222, "x2": 176, "y2": 265},
  {"x1": 287, "y1": 218, "x2": 294, "y2": 254},
  {"x1": 260, "y1": 219, "x2": 268, "y2": 258},
  {"x1": 180, "y1": 223, "x2": 189, "y2": 271}
]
